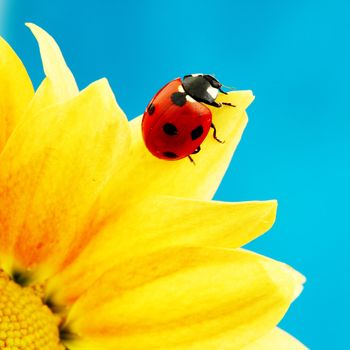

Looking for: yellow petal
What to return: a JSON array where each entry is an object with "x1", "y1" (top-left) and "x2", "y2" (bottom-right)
[
  {"x1": 65, "y1": 247, "x2": 304, "y2": 350},
  {"x1": 67, "y1": 328, "x2": 307, "y2": 350},
  {"x1": 128, "y1": 328, "x2": 307, "y2": 350},
  {"x1": 242, "y1": 328, "x2": 308, "y2": 350},
  {"x1": 166, "y1": 328, "x2": 308, "y2": 350},
  {"x1": 0, "y1": 79, "x2": 130, "y2": 277},
  {"x1": 0, "y1": 36, "x2": 34, "y2": 152},
  {"x1": 96, "y1": 91, "x2": 253, "y2": 219},
  {"x1": 25, "y1": 23, "x2": 78, "y2": 114},
  {"x1": 48, "y1": 197, "x2": 277, "y2": 305}
]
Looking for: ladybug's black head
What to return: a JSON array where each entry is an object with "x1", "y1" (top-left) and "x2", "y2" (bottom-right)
[
  {"x1": 182, "y1": 74, "x2": 225, "y2": 107},
  {"x1": 202, "y1": 74, "x2": 222, "y2": 89}
]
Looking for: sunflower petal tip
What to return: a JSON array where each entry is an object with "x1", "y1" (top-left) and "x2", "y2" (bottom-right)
[
  {"x1": 268, "y1": 199, "x2": 278, "y2": 219},
  {"x1": 260, "y1": 258, "x2": 305, "y2": 302},
  {"x1": 293, "y1": 283, "x2": 305, "y2": 301},
  {"x1": 255, "y1": 199, "x2": 278, "y2": 234},
  {"x1": 285, "y1": 263, "x2": 306, "y2": 285},
  {"x1": 25, "y1": 22, "x2": 46, "y2": 38},
  {"x1": 78, "y1": 79, "x2": 129, "y2": 130},
  {"x1": 246, "y1": 89, "x2": 255, "y2": 104},
  {"x1": 86, "y1": 78, "x2": 114, "y2": 101},
  {"x1": 254, "y1": 199, "x2": 278, "y2": 220},
  {"x1": 95, "y1": 77, "x2": 111, "y2": 88},
  {"x1": 271, "y1": 199, "x2": 278, "y2": 210},
  {"x1": 24, "y1": 22, "x2": 35, "y2": 28},
  {"x1": 225, "y1": 89, "x2": 255, "y2": 110},
  {"x1": 25, "y1": 21, "x2": 79, "y2": 101}
]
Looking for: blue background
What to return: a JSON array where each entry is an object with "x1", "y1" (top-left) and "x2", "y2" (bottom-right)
[{"x1": 2, "y1": 0, "x2": 349, "y2": 348}]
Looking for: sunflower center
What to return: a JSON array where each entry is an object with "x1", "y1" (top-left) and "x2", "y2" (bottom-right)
[{"x1": 0, "y1": 271, "x2": 64, "y2": 350}]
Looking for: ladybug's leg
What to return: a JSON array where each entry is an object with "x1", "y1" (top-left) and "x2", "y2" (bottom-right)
[
  {"x1": 208, "y1": 101, "x2": 221, "y2": 108},
  {"x1": 192, "y1": 146, "x2": 201, "y2": 154},
  {"x1": 188, "y1": 147, "x2": 200, "y2": 165},
  {"x1": 221, "y1": 102, "x2": 236, "y2": 107},
  {"x1": 211, "y1": 123, "x2": 225, "y2": 144},
  {"x1": 188, "y1": 155, "x2": 196, "y2": 165},
  {"x1": 206, "y1": 101, "x2": 236, "y2": 108}
]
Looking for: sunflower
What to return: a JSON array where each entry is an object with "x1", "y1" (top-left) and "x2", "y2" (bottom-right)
[{"x1": 0, "y1": 23, "x2": 306, "y2": 350}]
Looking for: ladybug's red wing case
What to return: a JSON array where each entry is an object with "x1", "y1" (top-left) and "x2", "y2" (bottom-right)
[
  {"x1": 142, "y1": 79, "x2": 212, "y2": 160},
  {"x1": 144, "y1": 103, "x2": 212, "y2": 160},
  {"x1": 142, "y1": 79, "x2": 181, "y2": 133}
]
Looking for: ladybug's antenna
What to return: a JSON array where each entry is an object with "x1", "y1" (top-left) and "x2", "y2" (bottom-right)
[{"x1": 221, "y1": 84, "x2": 237, "y2": 91}]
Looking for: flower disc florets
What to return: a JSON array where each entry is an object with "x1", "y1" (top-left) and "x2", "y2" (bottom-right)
[{"x1": 0, "y1": 271, "x2": 63, "y2": 350}]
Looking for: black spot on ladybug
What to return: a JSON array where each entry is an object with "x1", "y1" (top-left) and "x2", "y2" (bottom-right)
[
  {"x1": 171, "y1": 92, "x2": 187, "y2": 107},
  {"x1": 147, "y1": 103, "x2": 155, "y2": 115},
  {"x1": 163, "y1": 151, "x2": 178, "y2": 159},
  {"x1": 191, "y1": 125, "x2": 204, "y2": 140},
  {"x1": 163, "y1": 123, "x2": 178, "y2": 136}
]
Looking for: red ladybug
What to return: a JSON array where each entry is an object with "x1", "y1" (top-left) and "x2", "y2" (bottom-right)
[{"x1": 142, "y1": 74, "x2": 235, "y2": 163}]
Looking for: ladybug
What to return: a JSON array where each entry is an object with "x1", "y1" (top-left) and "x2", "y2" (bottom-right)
[{"x1": 142, "y1": 74, "x2": 235, "y2": 163}]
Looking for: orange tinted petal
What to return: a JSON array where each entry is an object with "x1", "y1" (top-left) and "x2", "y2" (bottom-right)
[
  {"x1": 0, "y1": 79, "x2": 130, "y2": 277},
  {"x1": 48, "y1": 197, "x2": 277, "y2": 305}
]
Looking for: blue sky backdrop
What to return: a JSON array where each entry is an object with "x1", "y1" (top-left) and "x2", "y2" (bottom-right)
[{"x1": 2, "y1": 0, "x2": 349, "y2": 348}]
